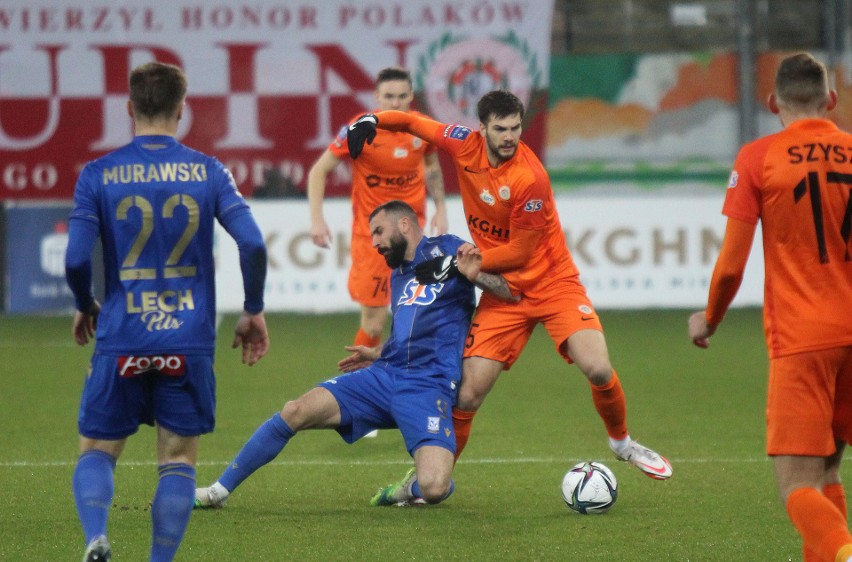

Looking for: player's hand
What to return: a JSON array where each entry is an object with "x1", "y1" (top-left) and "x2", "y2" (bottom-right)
[
  {"x1": 72, "y1": 300, "x2": 101, "y2": 346},
  {"x1": 430, "y1": 210, "x2": 449, "y2": 235},
  {"x1": 414, "y1": 255, "x2": 459, "y2": 284},
  {"x1": 455, "y1": 243, "x2": 482, "y2": 282},
  {"x1": 233, "y1": 311, "x2": 270, "y2": 366},
  {"x1": 311, "y1": 219, "x2": 332, "y2": 248},
  {"x1": 688, "y1": 311, "x2": 716, "y2": 349},
  {"x1": 338, "y1": 345, "x2": 380, "y2": 372},
  {"x1": 347, "y1": 114, "x2": 378, "y2": 159}
]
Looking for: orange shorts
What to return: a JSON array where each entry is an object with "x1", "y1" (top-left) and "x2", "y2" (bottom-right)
[
  {"x1": 348, "y1": 233, "x2": 390, "y2": 307},
  {"x1": 463, "y1": 276, "x2": 602, "y2": 369},
  {"x1": 766, "y1": 346, "x2": 852, "y2": 456}
]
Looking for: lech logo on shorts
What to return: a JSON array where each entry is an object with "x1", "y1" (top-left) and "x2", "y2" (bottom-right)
[{"x1": 427, "y1": 416, "x2": 440, "y2": 433}]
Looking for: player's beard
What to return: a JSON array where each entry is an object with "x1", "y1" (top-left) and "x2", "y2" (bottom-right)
[
  {"x1": 381, "y1": 233, "x2": 408, "y2": 268},
  {"x1": 485, "y1": 134, "x2": 517, "y2": 164}
]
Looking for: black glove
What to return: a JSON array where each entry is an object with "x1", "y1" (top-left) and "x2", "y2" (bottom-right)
[
  {"x1": 347, "y1": 114, "x2": 378, "y2": 158},
  {"x1": 414, "y1": 255, "x2": 459, "y2": 284}
]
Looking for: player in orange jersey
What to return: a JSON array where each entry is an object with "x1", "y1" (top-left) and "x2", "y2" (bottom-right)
[
  {"x1": 347, "y1": 90, "x2": 671, "y2": 502},
  {"x1": 308, "y1": 67, "x2": 448, "y2": 351},
  {"x1": 690, "y1": 53, "x2": 852, "y2": 562}
]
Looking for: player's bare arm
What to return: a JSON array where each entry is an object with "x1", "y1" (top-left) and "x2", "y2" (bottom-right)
[
  {"x1": 456, "y1": 244, "x2": 519, "y2": 303},
  {"x1": 72, "y1": 300, "x2": 101, "y2": 346},
  {"x1": 307, "y1": 149, "x2": 342, "y2": 248},
  {"x1": 424, "y1": 151, "x2": 448, "y2": 235}
]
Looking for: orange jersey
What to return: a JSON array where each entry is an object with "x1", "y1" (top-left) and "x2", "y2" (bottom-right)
[
  {"x1": 722, "y1": 118, "x2": 852, "y2": 357},
  {"x1": 376, "y1": 111, "x2": 579, "y2": 296},
  {"x1": 330, "y1": 110, "x2": 434, "y2": 235}
]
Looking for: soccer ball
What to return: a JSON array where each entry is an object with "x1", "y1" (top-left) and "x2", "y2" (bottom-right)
[{"x1": 561, "y1": 461, "x2": 618, "y2": 514}]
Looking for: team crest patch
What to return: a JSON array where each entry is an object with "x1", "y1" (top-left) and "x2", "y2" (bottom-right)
[
  {"x1": 578, "y1": 304, "x2": 593, "y2": 315},
  {"x1": 393, "y1": 147, "x2": 408, "y2": 158},
  {"x1": 427, "y1": 416, "x2": 440, "y2": 433},
  {"x1": 498, "y1": 186, "x2": 511, "y2": 200},
  {"x1": 727, "y1": 170, "x2": 739, "y2": 188},
  {"x1": 412, "y1": 137, "x2": 423, "y2": 148},
  {"x1": 480, "y1": 189, "x2": 496, "y2": 206},
  {"x1": 429, "y1": 246, "x2": 444, "y2": 258}
]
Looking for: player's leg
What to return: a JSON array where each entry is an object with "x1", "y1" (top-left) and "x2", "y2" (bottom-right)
[
  {"x1": 453, "y1": 356, "x2": 504, "y2": 461},
  {"x1": 771, "y1": 348, "x2": 852, "y2": 561},
  {"x1": 196, "y1": 387, "x2": 341, "y2": 507},
  {"x1": 410, "y1": 445, "x2": 455, "y2": 503},
  {"x1": 357, "y1": 305, "x2": 386, "y2": 346},
  {"x1": 804, "y1": 442, "x2": 848, "y2": 562},
  {"x1": 150, "y1": 428, "x2": 198, "y2": 562},
  {"x1": 349, "y1": 234, "x2": 389, "y2": 348},
  {"x1": 75, "y1": 437, "x2": 126, "y2": 562}
]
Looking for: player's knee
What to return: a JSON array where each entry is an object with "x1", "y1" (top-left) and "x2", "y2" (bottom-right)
[
  {"x1": 457, "y1": 386, "x2": 485, "y2": 411},
  {"x1": 417, "y1": 474, "x2": 452, "y2": 504},
  {"x1": 584, "y1": 365, "x2": 613, "y2": 387},
  {"x1": 279, "y1": 400, "x2": 306, "y2": 431}
]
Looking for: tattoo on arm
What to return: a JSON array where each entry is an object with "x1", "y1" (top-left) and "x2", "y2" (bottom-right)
[
  {"x1": 473, "y1": 272, "x2": 516, "y2": 301},
  {"x1": 425, "y1": 158, "x2": 445, "y2": 203}
]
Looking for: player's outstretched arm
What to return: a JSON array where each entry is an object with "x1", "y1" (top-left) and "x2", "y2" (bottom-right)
[
  {"x1": 338, "y1": 344, "x2": 381, "y2": 373},
  {"x1": 233, "y1": 311, "x2": 269, "y2": 366},
  {"x1": 456, "y1": 245, "x2": 519, "y2": 303}
]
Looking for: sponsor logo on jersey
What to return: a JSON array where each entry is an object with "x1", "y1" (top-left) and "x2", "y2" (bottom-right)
[
  {"x1": 467, "y1": 214, "x2": 509, "y2": 240},
  {"x1": 118, "y1": 355, "x2": 186, "y2": 377},
  {"x1": 480, "y1": 189, "x2": 496, "y2": 206},
  {"x1": 444, "y1": 125, "x2": 471, "y2": 140},
  {"x1": 365, "y1": 172, "x2": 420, "y2": 188},
  {"x1": 498, "y1": 186, "x2": 511, "y2": 200},
  {"x1": 524, "y1": 199, "x2": 543, "y2": 212},
  {"x1": 727, "y1": 170, "x2": 738, "y2": 188},
  {"x1": 398, "y1": 279, "x2": 444, "y2": 306}
]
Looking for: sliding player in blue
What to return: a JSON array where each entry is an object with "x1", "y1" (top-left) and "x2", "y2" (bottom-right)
[
  {"x1": 65, "y1": 61, "x2": 269, "y2": 562},
  {"x1": 195, "y1": 200, "x2": 517, "y2": 509}
]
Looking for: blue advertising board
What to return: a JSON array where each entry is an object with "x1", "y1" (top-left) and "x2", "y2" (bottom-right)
[{"x1": 5, "y1": 202, "x2": 102, "y2": 314}]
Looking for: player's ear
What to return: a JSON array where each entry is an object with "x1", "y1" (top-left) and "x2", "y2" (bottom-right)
[
  {"x1": 767, "y1": 93, "x2": 780, "y2": 115},
  {"x1": 827, "y1": 89, "x2": 838, "y2": 111},
  {"x1": 176, "y1": 100, "x2": 185, "y2": 121},
  {"x1": 126, "y1": 100, "x2": 134, "y2": 119}
]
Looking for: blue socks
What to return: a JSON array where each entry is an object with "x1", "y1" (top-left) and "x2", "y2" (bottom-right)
[
  {"x1": 219, "y1": 414, "x2": 295, "y2": 492},
  {"x1": 73, "y1": 450, "x2": 116, "y2": 544},
  {"x1": 150, "y1": 463, "x2": 195, "y2": 562}
]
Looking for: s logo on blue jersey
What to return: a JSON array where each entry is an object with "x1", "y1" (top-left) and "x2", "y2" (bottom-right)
[
  {"x1": 445, "y1": 125, "x2": 471, "y2": 141},
  {"x1": 398, "y1": 279, "x2": 444, "y2": 306},
  {"x1": 524, "y1": 199, "x2": 543, "y2": 212}
]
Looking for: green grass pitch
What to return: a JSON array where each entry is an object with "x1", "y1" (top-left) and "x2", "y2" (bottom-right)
[{"x1": 0, "y1": 309, "x2": 820, "y2": 560}]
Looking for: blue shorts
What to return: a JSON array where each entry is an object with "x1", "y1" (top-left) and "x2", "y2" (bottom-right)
[
  {"x1": 319, "y1": 362, "x2": 458, "y2": 456},
  {"x1": 78, "y1": 352, "x2": 216, "y2": 440}
]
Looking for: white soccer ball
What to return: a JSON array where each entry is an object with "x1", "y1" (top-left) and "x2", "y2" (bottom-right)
[{"x1": 561, "y1": 461, "x2": 618, "y2": 514}]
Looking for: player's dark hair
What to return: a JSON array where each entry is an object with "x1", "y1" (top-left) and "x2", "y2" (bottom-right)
[
  {"x1": 775, "y1": 53, "x2": 829, "y2": 109},
  {"x1": 477, "y1": 90, "x2": 525, "y2": 124},
  {"x1": 376, "y1": 67, "x2": 412, "y2": 88},
  {"x1": 369, "y1": 200, "x2": 418, "y2": 223},
  {"x1": 129, "y1": 61, "x2": 187, "y2": 121}
]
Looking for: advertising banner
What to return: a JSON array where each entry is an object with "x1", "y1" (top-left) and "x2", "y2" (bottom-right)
[
  {"x1": 215, "y1": 197, "x2": 764, "y2": 312},
  {"x1": 0, "y1": 0, "x2": 553, "y2": 200}
]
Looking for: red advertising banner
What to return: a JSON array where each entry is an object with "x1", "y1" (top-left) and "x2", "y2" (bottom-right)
[{"x1": 0, "y1": 1, "x2": 553, "y2": 200}]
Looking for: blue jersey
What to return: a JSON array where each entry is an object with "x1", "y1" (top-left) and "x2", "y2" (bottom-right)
[
  {"x1": 68, "y1": 135, "x2": 254, "y2": 355},
  {"x1": 378, "y1": 235, "x2": 476, "y2": 377}
]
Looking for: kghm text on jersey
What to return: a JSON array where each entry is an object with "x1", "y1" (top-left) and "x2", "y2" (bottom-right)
[
  {"x1": 787, "y1": 143, "x2": 852, "y2": 164},
  {"x1": 102, "y1": 162, "x2": 207, "y2": 185},
  {"x1": 467, "y1": 214, "x2": 509, "y2": 240},
  {"x1": 126, "y1": 289, "x2": 194, "y2": 332}
]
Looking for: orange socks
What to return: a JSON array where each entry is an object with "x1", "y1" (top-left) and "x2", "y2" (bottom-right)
[
  {"x1": 590, "y1": 370, "x2": 628, "y2": 440},
  {"x1": 354, "y1": 328, "x2": 380, "y2": 348},
  {"x1": 452, "y1": 408, "x2": 476, "y2": 464},
  {"x1": 786, "y1": 487, "x2": 852, "y2": 562},
  {"x1": 804, "y1": 484, "x2": 848, "y2": 562}
]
